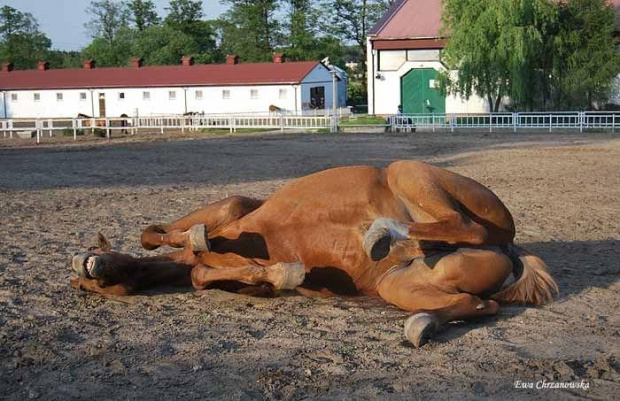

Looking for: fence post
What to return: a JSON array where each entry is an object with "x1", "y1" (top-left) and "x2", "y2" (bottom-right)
[
  {"x1": 280, "y1": 114, "x2": 284, "y2": 132},
  {"x1": 73, "y1": 119, "x2": 77, "y2": 141},
  {"x1": 613, "y1": 113, "x2": 616, "y2": 133},
  {"x1": 106, "y1": 118, "x2": 111, "y2": 139},
  {"x1": 489, "y1": 113, "x2": 493, "y2": 133},
  {"x1": 90, "y1": 118, "x2": 95, "y2": 135},
  {"x1": 579, "y1": 112, "x2": 583, "y2": 133},
  {"x1": 9, "y1": 119, "x2": 14, "y2": 138},
  {"x1": 513, "y1": 113, "x2": 517, "y2": 132},
  {"x1": 36, "y1": 120, "x2": 40, "y2": 144},
  {"x1": 549, "y1": 113, "x2": 552, "y2": 132}
]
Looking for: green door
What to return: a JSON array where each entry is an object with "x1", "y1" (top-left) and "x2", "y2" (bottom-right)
[{"x1": 401, "y1": 68, "x2": 445, "y2": 114}]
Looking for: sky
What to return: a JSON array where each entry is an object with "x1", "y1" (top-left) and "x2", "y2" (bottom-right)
[{"x1": 1, "y1": 0, "x2": 227, "y2": 51}]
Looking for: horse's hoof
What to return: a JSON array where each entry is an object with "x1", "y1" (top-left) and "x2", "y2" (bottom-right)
[
  {"x1": 363, "y1": 218, "x2": 409, "y2": 261},
  {"x1": 71, "y1": 252, "x2": 105, "y2": 279},
  {"x1": 404, "y1": 313, "x2": 439, "y2": 348},
  {"x1": 269, "y1": 262, "x2": 306, "y2": 290},
  {"x1": 189, "y1": 224, "x2": 210, "y2": 251},
  {"x1": 364, "y1": 227, "x2": 392, "y2": 261}
]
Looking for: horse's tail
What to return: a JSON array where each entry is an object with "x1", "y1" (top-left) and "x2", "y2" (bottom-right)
[{"x1": 491, "y1": 245, "x2": 558, "y2": 306}]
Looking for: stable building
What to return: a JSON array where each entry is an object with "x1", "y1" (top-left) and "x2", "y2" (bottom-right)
[
  {"x1": 368, "y1": 0, "x2": 620, "y2": 115},
  {"x1": 0, "y1": 54, "x2": 345, "y2": 119},
  {"x1": 367, "y1": 0, "x2": 488, "y2": 115}
]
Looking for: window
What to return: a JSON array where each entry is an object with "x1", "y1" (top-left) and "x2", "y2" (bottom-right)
[
  {"x1": 143, "y1": 91, "x2": 150, "y2": 101},
  {"x1": 250, "y1": 89, "x2": 258, "y2": 99},
  {"x1": 56, "y1": 93, "x2": 63, "y2": 101},
  {"x1": 169, "y1": 91, "x2": 176, "y2": 100},
  {"x1": 80, "y1": 92, "x2": 87, "y2": 101},
  {"x1": 34, "y1": 93, "x2": 40, "y2": 102},
  {"x1": 279, "y1": 89, "x2": 287, "y2": 99},
  {"x1": 195, "y1": 90, "x2": 203, "y2": 100},
  {"x1": 10, "y1": 93, "x2": 17, "y2": 102},
  {"x1": 222, "y1": 90, "x2": 230, "y2": 99},
  {"x1": 378, "y1": 50, "x2": 406, "y2": 71},
  {"x1": 118, "y1": 92, "x2": 125, "y2": 100}
]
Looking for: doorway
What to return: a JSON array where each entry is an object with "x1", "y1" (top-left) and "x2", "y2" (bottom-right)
[
  {"x1": 310, "y1": 86, "x2": 325, "y2": 109},
  {"x1": 400, "y1": 68, "x2": 446, "y2": 114},
  {"x1": 98, "y1": 93, "x2": 106, "y2": 117}
]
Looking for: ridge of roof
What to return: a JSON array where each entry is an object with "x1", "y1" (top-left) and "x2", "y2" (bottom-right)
[{"x1": 0, "y1": 60, "x2": 321, "y2": 91}]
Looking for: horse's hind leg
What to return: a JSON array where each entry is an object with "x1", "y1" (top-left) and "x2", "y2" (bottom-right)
[
  {"x1": 365, "y1": 161, "x2": 514, "y2": 261},
  {"x1": 141, "y1": 196, "x2": 263, "y2": 251},
  {"x1": 377, "y1": 248, "x2": 512, "y2": 347}
]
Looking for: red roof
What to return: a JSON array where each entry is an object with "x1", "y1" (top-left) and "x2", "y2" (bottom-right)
[
  {"x1": 370, "y1": 0, "x2": 442, "y2": 39},
  {"x1": 0, "y1": 61, "x2": 320, "y2": 91}
]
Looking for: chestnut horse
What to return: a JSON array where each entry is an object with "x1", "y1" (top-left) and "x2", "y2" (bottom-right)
[{"x1": 71, "y1": 161, "x2": 557, "y2": 347}]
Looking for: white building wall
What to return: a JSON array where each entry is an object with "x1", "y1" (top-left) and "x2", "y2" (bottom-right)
[
  {"x1": 4, "y1": 89, "x2": 95, "y2": 119},
  {"x1": 367, "y1": 46, "x2": 493, "y2": 115}
]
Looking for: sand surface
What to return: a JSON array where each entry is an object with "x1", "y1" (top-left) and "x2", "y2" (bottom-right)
[{"x1": 0, "y1": 131, "x2": 618, "y2": 400}]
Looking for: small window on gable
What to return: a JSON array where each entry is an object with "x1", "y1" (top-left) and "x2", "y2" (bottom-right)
[
  {"x1": 143, "y1": 91, "x2": 150, "y2": 101},
  {"x1": 222, "y1": 90, "x2": 230, "y2": 99},
  {"x1": 250, "y1": 89, "x2": 258, "y2": 99},
  {"x1": 34, "y1": 93, "x2": 40, "y2": 102},
  {"x1": 195, "y1": 90, "x2": 203, "y2": 100},
  {"x1": 279, "y1": 89, "x2": 287, "y2": 99},
  {"x1": 56, "y1": 93, "x2": 63, "y2": 101},
  {"x1": 118, "y1": 92, "x2": 125, "y2": 100},
  {"x1": 169, "y1": 91, "x2": 176, "y2": 100},
  {"x1": 10, "y1": 93, "x2": 17, "y2": 102},
  {"x1": 80, "y1": 92, "x2": 87, "y2": 101}
]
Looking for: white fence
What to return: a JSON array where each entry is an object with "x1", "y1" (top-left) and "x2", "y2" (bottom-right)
[
  {"x1": 0, "y1": 114, "x2": 333, "y2": 143},
  {"x1": 388, "y1": 112, "x2": 620, "y2": 132}
]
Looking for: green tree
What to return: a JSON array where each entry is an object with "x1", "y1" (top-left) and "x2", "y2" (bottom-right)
[
  {"x1": 131, "y1": 25, "x2": 216, "y2": 65},
  {"x1": 553, "y1": 0, "x2": 620, "y2": 109},
  {"x1": 0, "y1": 5, "x2": 52, "y2": 69},
  {"x1": 440, "y1": 0, "x2": 558, "y2": 112},
  {"x1": 82, "y1": 27, "x2": 135, "y2": 67},
  {"x1": 127, "y1": 0, "x2": 160, "y2": 31},
  {"x1": 164, "y1": 0, "x2": 217, "y2": 59},
  {"x1": 320, "y1": 0, "x2": 390, "y2": 96},
  {"x1": 85, "y1": 0, "x2": 129, "y2": 42},
  {"x1": 217, "y1": 0, "x2": 281, "y2": 62},
  {"x1": 47, "y1": 50, "x2": 83, "y2": 69}
]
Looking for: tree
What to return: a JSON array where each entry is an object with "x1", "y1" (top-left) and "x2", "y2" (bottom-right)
[
  {"x1": 553, "y1": 0, "x2": 620, "y2": 109},
  {"x1": 440, "y1": 0, "x2": 558, "y2": 112},
  {"x1": 127, "y1": 0, "x2": 160, "y2": 31},
  {"x1": 0, "y1": 5, "x2": 51, "y2": 69},
  {"x1": 164, "y1": 0, "x2": 203, "y2": 27},
  {"x1": 320, "y1": 0, "x2": 390, "y2": 96},
  {"x1": 164, "y1": 0, "x2": 217, "y2": 59},
  {"x1": 85, "y1": 0, "x2": 129, "y2": 42},
  {"x1": 82, "y1": 28, "x2": 135, "y2": 67},
  {"x1": 217, "y1": 0, "x2": 281, "y2": 62}
]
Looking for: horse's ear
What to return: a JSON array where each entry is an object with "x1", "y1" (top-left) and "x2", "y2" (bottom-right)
[{"x1": 96, "y1": 232, "x2": 112, "y2": 252}]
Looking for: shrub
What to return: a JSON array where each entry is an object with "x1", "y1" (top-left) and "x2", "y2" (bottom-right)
[{"x1": 62, "y1": 128, "x2": 85, "y2": 137}]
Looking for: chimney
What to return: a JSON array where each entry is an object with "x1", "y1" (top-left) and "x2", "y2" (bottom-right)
[
  {"x1": 272, "y1": 53, "x2": 285, "y2": 64},
  {"x1": 37, "y1": 61, "x2": 50, "y2": 71},
  {"x1": 1, "y1": 62, "x2": 13, "y2": 72},
  {"x1": 181, "y1": 56, "x2": 194, "y2": 67},
  {"x1": 226, "y1": 54, "x2": 239, "y2": 65},
  {"x1": 130, "y1": 57, "x2": 144, "y2": 68},
  {"x1": 83, "y1": 60, "x2": 96, "y2": 70}
]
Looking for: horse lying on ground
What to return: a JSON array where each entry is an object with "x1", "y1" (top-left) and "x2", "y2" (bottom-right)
[{"x1": 71, "y1": 161, "x2": 558, "y2": 347}]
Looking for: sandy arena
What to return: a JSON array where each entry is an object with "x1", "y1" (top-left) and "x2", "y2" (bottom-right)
[{"x1": 0, "y1": 131, "x2": 618, "y2": 400}]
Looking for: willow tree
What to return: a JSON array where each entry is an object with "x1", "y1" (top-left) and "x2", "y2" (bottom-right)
[{"x1": 440, "y1": 0, "x2": 557, "y2": 112}]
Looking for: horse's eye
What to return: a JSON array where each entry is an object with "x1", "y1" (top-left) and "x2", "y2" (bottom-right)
[{"x1": 87, "y1": 246, "x2": 98, "y2": 251}]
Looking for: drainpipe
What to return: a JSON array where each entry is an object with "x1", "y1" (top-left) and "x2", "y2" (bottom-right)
[
  {"x1": 294, "y1": 86, "x2": 298, "y2": 114},
  {"x1": 371, "y1": 48, "x2": 376, "y2": 115},
  {"x1": 90, "y1": 90, "x2": 95, "y2": 117}
]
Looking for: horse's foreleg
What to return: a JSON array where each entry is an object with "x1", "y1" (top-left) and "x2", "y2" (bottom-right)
[
  {"x1": 141, "y1": 196, "x2": 263, "y2": 251},
  {"x1": 191, "y1": 262, "x2": 305, "y2": 292}
]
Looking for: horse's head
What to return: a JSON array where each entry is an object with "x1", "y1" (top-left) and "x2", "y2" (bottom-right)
[{"x1": 71, "y1": 232, "x2": 129, "y2": 284}]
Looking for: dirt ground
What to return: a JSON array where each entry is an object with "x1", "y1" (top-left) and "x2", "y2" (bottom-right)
[{"x1": 0, "y1": 130, "x2": 618, "y2": 400}]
